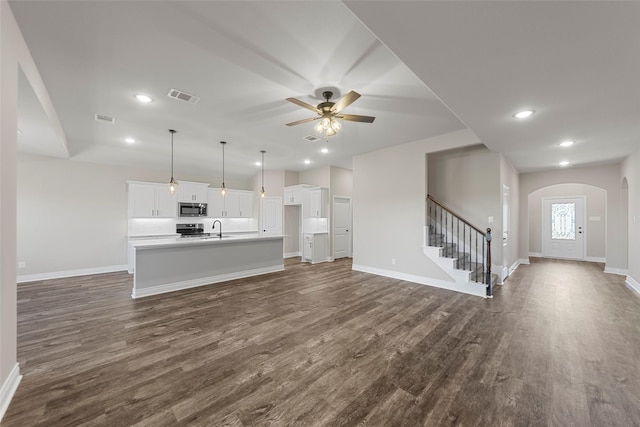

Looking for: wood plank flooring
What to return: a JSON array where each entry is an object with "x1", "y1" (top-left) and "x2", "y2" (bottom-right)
[{"x1": 3, "y1": 257, "x2": 640, "y2": 426}]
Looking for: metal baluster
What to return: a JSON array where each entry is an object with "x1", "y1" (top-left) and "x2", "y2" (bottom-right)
[
  {"x1": 463, "y1": 224, "x2": 466, "y2": 270},
  {"x1": 475, "y1": 231, "x2": 478, "y2": 282},
  {"x1": 457, "y1": 218, "x2": 460, "y2": 269}
]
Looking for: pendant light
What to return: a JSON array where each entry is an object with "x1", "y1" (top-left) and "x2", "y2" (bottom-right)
[
  {"x1": 168, "y1": 129, "x2": 178, "y2": 194},
  {"x1": 260, "y1": 150, "x2": 266, "y2": 198},
  {"x1": 220, "y1": 141, "x2": 227, "y2": 196}
]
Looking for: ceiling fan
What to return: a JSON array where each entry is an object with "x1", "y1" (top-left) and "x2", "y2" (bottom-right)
[{"x1": 285, "y1": 90, "x2": 375, "y2": 137}]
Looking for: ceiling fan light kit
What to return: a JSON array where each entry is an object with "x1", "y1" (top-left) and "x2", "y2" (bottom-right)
[{"x1": 286, "y1": 90, "x2": 375, "y2": 138}]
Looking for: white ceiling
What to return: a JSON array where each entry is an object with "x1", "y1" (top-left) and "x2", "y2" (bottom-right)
[{"x1": 10, "y1": 1, "x2": 640, "y2": 180}]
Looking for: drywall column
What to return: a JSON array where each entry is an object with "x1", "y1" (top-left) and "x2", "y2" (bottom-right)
[
  {"x1": 621, "y1": 149, "x2": 640, "y2": 288},
  {"x1": 0, "y1": 0, "x2": 20, "y2": 418}
]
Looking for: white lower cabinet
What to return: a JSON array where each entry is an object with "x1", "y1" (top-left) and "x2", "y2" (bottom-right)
[{"x1": 302, "y1": 233, "x2": 328, "y2": 264}]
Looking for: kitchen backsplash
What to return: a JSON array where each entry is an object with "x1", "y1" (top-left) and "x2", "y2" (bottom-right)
[{"x1": 128, "y1": 218, "x2": 258, "y2": 236}]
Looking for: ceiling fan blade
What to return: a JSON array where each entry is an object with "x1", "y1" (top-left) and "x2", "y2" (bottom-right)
[
  {"x1": 285, "y1": 117, "x2": 321, "y2": 126},
  {"x1": 337, "y1": 114, "x2": 376, "y2": 123},
  {"x1": 331, "y1": 90, "x2": 361, "y2": 113},
  {"x1": 286, "y1": 97, "x2": 319, "y2": 113}
]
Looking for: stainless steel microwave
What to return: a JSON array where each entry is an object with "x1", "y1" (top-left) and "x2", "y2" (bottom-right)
[{"x1": 179, "y1": 202, "x2": 207, "y2": 217}]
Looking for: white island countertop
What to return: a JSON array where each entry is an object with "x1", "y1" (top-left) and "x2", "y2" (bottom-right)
[{"x1": 131, "y1": 234, "x2": 284, "y2": 250}]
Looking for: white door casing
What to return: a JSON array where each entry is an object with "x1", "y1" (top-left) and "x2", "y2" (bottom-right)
[
  {"x1": 542, "y1": 197, "x2": 585, "y2": 260},
  {"x1": 333, "y1": 197, "x2": 351, "y2": 259},
  {"x1": 502, "y1": 185, "x2": 510, "y2": 279}
]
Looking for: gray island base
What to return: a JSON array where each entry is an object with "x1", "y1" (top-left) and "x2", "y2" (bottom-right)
[{"x1": 131, "y1": 236, "x2": 284, "y2": 298}]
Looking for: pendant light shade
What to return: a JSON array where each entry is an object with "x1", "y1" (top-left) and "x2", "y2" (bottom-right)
[
  {"x1": 260, "y1": 150, "x2": 266, "y2": 198},
  {"x1": 168, "y1": 129, "x2": 178, "y2": 194},
  {"x1": 220, "y1": 141, "x2": 227, "y2": 196}
]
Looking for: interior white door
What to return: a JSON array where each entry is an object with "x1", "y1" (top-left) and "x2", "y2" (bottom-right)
[
  {"x1": 333, "y1": 197, "x2": 351, "y2": 259},
  {"x1": 261, "y1": 197, "x2": 282, "y2": 236},
  {"x1": 542, "y1": 197, "x2": 585, "y2": 260}
]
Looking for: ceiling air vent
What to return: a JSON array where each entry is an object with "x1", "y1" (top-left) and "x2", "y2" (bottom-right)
[
  {"x1": 303, "y1": 135, "x2": 320, "y2": 142},
  {"x1": 94, "y1": 113, "x2": 115, "y2": 124},
  {"x1": 167, "y1": 88, "x2": 201, "y2": 105}
]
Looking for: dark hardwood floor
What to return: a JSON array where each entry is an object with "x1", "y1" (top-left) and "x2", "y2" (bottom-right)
[{"x1": 3, "y1": 257, "x2": 640, "y2": 426}]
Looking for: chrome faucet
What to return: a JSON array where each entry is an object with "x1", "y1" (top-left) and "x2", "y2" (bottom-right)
[{"x1": 212, "y1": 220, "x2": 222, "y2": 239}]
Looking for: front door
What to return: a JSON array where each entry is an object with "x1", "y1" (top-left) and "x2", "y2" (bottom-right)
[{"x1": 542, "y1": 197, "x2": 585, "y2": 260}]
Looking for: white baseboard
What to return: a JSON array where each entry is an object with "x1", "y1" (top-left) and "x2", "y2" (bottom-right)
[
  {"x1": 519, "y1": 258, "x2": 530, "y2": 265},
  {"x1": 284, "y1": 251, "x2": 302, "y2": 258},
  {"x1": 585, "y1": 256, "x2": 606, "y2": 263},
  {"x1": 0, "y1": 364, "x2": 21, "y2": 422},
  {"x1": 528, "y1": 252, "x2": 542, "y2": 258},
  {"x1": 131, "y1": 265, "x2": 284, "y2": 298},
  {"x1": 17, "y1": 264, "x2": 128, "y2": 283},
  {"x1": 626, "y1": 275, "x2": 640, "y2": 296},
  {"x1": 352, "y1": 264, "x2": 488, "y2": 298},
  {"x1": 604, "y1": 266, "x2": 629, "y2": 276}
]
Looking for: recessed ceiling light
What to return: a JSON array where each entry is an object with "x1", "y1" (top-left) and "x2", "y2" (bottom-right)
[
  {"x1": 135, "y1": 94, "x2": 153, "y2": 103},
  {"x1": 304, "y1": 159, "x2": 311, "y2": 165},
  {"x1": 321, "y1": 147, "x2": 329, "y2": 154},
  {"x1": 559, "y1": 161, "x2": 570, "y2": 167},
  {"x1": 559, "y1": 140, "x2": 575, "y2": 147},
  {"x1": 125, "y1": 137, "x2": 135, "y2": 144},
  {"x1": 255, "y1": 161, "x2": 261, "y2": 166},
  {"x1": 513, "y1": 109, "x2": 535, "y2": 119}
]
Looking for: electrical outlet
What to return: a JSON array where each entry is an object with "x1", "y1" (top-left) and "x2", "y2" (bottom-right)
[
  {"x1": 488, "y1": 216, "x2": 494, "y2": 223},
  {"x1": 391, "y1": 258, "x2": 396, "y2": 265},
  {"x1": 18, "y1": 261, "x2": 26, "y2": 269}
]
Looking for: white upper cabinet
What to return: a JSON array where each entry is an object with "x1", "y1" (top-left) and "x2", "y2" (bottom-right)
[
  {"x1": 310, "y1": 188, "x2": 328, "y2": 218},
  {"x1": 178, "y1": 181, "x2": 209, "y2": 203},
  {"x1": 208, "y1": 188, "x2": 253, "y2": 217},
  {"x1": 207, "y1": 188, "x2": 226, "y2": 217},
  {"x1": 238, "y1": 191, "x2": 254, "y2": 218},
  {"x1": 284, "y1": 185, "x2": 305, "y2": 205},
  {"x1": 128, "y1": 182, "x2": 177, "y2": 218}
]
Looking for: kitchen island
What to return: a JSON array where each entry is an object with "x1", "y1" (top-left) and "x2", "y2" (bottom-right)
[{"x1": 130, "y1": 235, "x2": 284, "y2": 298}]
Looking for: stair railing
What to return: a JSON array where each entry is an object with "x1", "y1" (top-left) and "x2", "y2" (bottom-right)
[{"x1": 427, "y1": 195, "x2": 493, "y2": 297}]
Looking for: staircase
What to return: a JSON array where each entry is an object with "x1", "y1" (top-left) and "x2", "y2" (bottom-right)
[{"x1": 423, "y1": 195, "x2": 494, "y2": 298}]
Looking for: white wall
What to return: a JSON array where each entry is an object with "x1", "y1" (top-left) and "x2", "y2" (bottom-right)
[
  {"x1": 298, "y1": 166, "x2": 330, "y2": 188},
  {"x1": 518, "y1": 164, "x2": 624, "y2": 272},
  {"x1": 621, "y1": 148, "x2": 640, "y2": 283},
  {"x1": 17, "y1": 153, "x2": 251, "y2": 277},
  {"x1": 527, "y1": 184, "x2": 606, "y2": 260},
  {"x1": 353, "y1": 129, "x2": 480, "y2": 281},
  {"x1": 0, "y1": 0, "x2": 61, "y2": 416},
  {"x1": 427, "y1": 144, "x2": 503, "y2": 270},
  {"x1": 0, "y1": 1, "x2": 19, "y2": 410}
]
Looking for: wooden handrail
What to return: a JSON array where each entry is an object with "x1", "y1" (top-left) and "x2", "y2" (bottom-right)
[{"x1": 427, "y1": 195, "x2": 487, "y2": 236}]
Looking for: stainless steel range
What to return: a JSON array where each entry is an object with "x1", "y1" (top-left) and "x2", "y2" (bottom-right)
[{"x1": 176, "y1": 223, "x2": 211, "y2": 238}]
